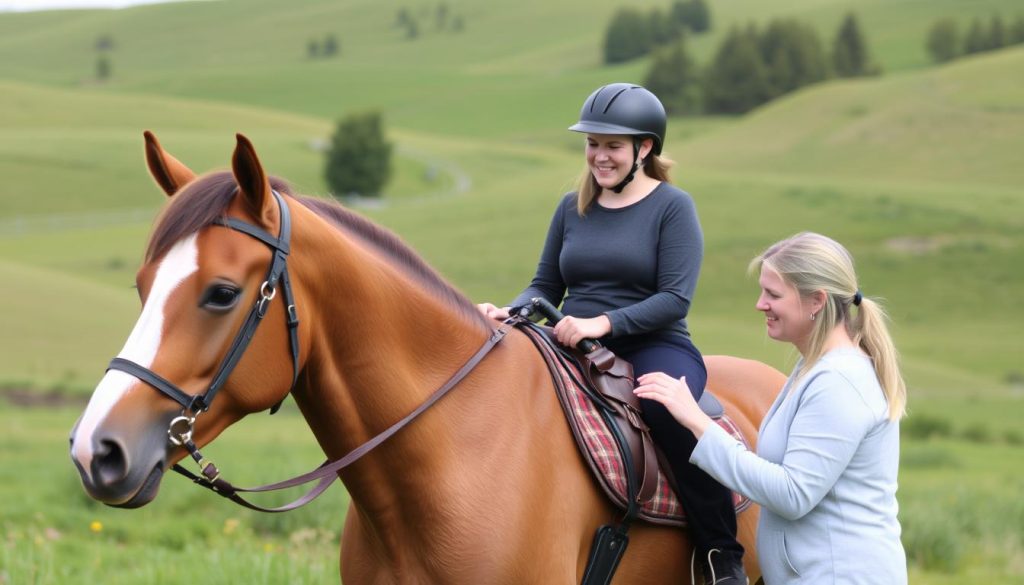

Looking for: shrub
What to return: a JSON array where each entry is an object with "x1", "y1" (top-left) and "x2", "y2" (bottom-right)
[
  {"x1": 901, "y1": 413, "x2": 953, "y2": 440},
  {"x1": 324, "y1": 112, "x2": 393, "y2": 198}
]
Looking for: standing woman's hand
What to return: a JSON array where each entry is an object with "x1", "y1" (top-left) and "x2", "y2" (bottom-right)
[
  {"x1": 553, "y1": 315, "x2": 611, "y2": 349},
  {"x1": 634, "y1": 373, "x2": 713, "y2": 437}
]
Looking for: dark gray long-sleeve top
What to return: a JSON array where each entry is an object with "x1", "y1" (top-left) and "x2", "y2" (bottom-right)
[{"x1": 510, "y1": 182, "x2": 703, "y2": 344}]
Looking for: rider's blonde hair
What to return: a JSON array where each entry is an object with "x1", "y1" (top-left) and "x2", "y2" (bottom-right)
[{"x1": 750, "y1": 232, "x2": 906, "y2": 420}]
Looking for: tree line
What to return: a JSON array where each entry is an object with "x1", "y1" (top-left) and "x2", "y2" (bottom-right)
[
  {"x1": 644, "y1": 13, "x2": 877, "y2": 116},
  {"x1": 926, "y1": 13, "x2": 1024, "y2": 64},
  {"x1": 604, "y1": 0, "x2": 710, "y2": 64}
]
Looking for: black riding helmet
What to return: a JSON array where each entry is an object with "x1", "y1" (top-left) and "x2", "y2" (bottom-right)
[{"x1": 568, "y1": 83, "x2": 667, "y2": 192}]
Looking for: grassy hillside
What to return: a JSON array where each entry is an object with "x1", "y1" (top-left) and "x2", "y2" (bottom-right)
[
  {"x1": 0, "y1": 0, "x2": 1020, "y2": 140},
  {"x1": 1, "y1": 47, "x2": 1022, "y2": 393}
]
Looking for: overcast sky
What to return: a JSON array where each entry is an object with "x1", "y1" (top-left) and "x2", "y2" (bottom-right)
[{"x1": 0, "y1": 0, "x2": 194, "y2": 11}]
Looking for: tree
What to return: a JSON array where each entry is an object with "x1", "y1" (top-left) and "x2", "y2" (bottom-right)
[
  {"x1": 405, "y1": 18, "x2": 420, "y2": 40},
  {"x1": 963, "y1": 17, "x2": 987, "y2": 54},
  {"x1": 95, "y1": 34, "x2": 115, "y2": 51},
  {"x1": 648, "y1": 8, "x2": 683, "y2": 47},
  {"x1": 988, "y1": 14, "x2": 1007, "y2": 49},
  {"x1": 926, "y1": 18, "x2": 960, "y2": 63},
  {"x1": 643, "y1": 36, "x2": 701, "y2": 115},
  {"x1": 322, "y1": 34, "x2": 339, "y2": 57},
  {"x1": 704, "y1": 26, "x2": 773, "y2": 114},
  {"x1": 1007, "y1": 15, "x2": 1024, "y2": 45},
  {"x1": 759, "y1": 19, "x2": 829, "y2": 97},
  {"x1": 832, "y1": 12, "x2": 875, "y2": 77},
  {"x1": 96, "y1": 55, "x2": 111, "y2": 81},
  {"x1": 325, "y1": 112, "x2": 393, "y2": 198},
  {"x1": 307, "y1": 39, "x2": 320, "y2": 59},
  {"x1": 603, "y1": 8, "x2": 652, "y2": 64},
  {"x1": 671, "y1": 0, "x2": 710, "y2": 34},
  {"x1": 1010, "y1": 15, "x2": 1024, "y2": 45}
]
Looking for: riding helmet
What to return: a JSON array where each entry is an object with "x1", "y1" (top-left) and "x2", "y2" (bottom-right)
[{"x1": 568, "y1": 83, "x2": 667, "y2": 155}]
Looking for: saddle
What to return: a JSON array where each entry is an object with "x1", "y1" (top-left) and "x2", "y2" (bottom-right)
[{"x1": 516, "y1": 321, "x2": 752, "y2": 527}]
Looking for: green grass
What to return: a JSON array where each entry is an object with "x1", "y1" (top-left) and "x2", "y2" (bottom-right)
[
  {"x1": 0, "y1": 404, "x2": 345, "y2": 584},
  {"x1": 3, "y1": 404, "x2": 1021, "y2": 583}
]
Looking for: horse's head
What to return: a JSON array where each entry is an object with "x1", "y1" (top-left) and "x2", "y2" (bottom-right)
[{"x1": 70, "y1": 132, "x2": 303, "y2": 507}]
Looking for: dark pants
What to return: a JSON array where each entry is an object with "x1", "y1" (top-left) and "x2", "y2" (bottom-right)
[{"x1": 611, "y1": 340, "x2": 744, "y2": 557}]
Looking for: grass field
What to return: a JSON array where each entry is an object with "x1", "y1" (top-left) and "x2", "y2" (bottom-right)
[{"x1": 1, "y1": 0, "x2": 1022, "y2": 582}]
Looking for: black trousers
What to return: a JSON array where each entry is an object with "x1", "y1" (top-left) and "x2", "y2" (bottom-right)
[{"x1": 611, "y1": 340, "x2": 744, "y2": 557}]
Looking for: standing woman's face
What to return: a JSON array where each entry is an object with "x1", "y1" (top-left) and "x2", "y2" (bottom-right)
[
  {"x1": 585, "y1": 134, "x2": 650, "y2": 191},
  {"x1": 755, "y1": 266, "x2": 817, "y2": 352}
]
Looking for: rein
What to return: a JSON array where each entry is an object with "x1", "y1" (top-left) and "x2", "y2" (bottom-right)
[{"x1": 107, "y1": 189, "x2": 513, "y2": 512}]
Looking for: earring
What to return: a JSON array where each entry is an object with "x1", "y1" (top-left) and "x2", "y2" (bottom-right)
[{"x1": 810, "y1": 313, "x2": 816, "y2": 321}]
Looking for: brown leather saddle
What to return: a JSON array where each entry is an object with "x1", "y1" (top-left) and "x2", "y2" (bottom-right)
[{"x1": 515, "y1": 319, "x2": 751, "y2": 527}]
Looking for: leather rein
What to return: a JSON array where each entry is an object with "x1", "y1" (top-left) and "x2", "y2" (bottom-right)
[{"x1": 107, "y1": 190, "x2": 511, "y2": 512}]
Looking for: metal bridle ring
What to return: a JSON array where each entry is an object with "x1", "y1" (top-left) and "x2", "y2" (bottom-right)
[
  {"x1": 168, "y1": 415, "x2": 195, "y2": 446},
  {"x1": 259, "y1": 281, "x2": 277, "y2": 301}
]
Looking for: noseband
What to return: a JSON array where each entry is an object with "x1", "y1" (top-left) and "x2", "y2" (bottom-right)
[{"x1": 108, "y1": 189, "x2": 300, "y2": 429}]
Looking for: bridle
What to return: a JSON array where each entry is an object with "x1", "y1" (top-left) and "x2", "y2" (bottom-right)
[{"x1": 106, "y1": 189, "x2": 510, "y2": 512}]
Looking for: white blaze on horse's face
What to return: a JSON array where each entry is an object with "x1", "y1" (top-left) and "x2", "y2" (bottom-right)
[{"x1": 71, "y1": 234, "x2": 199, "y2": 469}]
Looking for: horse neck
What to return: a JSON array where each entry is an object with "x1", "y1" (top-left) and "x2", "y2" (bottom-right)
[{"x1": 287, "y1": 208, "x2": 495, "y2": 487}]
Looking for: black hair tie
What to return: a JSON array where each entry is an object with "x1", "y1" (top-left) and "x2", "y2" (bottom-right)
[{"x1": 853, "y1": 290, "x2": 863, "y2": 306}]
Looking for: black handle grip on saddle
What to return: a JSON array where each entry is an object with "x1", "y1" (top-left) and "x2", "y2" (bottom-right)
[{"x1": 529, "y1": 297, "x2": 600, "y2": 354}]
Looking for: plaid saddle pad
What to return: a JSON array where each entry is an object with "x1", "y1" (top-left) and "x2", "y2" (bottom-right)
[{"x1": 519, "y1": 324, "x2": 752, "y2": 527}]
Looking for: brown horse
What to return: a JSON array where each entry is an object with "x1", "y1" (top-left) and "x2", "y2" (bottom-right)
[{"x1": 69, "y1": 132, "x2": 785, "y2": 584}]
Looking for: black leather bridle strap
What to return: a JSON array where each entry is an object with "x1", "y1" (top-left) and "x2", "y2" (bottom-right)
[
  {"x1": 106, "y1": 190, "x2": 299, "y2": 415},
  {"x1": 171, "y1": 323, "x2": 513, "y2": 512},
  {"x1": 108, "y1": 357, "x2": 197, "y2": 410}
]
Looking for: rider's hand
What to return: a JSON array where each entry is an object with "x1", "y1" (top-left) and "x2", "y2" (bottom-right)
[
  {"x1": 553, "y1": 315, "x2": 611, "y2": 349},
  {"x1": 476, "y1": 302, "x2": 510, "y2": 320}
]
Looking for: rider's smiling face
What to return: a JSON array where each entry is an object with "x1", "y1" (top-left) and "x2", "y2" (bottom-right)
[{"x1": 586, "y1": 133, "x2": 648, "y2": 191}]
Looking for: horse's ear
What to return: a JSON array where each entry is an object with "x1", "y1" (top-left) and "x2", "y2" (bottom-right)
[
  {"x1": 144, "y1": 131, "x2": 196, "y2": 197},
  {"x1": 231, "y1": 134, "x2": 276, "y2": 229}
]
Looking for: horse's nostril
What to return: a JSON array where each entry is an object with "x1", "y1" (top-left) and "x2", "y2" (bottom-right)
[{"x1": 94, "y1": 438, "x2": 128, "y2": 486}]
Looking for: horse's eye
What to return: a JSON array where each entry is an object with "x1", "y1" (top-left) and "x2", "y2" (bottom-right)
[{"x1": 201, "y1": 285, "x2": 241, "y2": 312}]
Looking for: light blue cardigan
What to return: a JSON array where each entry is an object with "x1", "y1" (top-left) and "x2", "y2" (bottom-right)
[{"x1": 691, "y1": 348, "x2": 907, "y2": 584}]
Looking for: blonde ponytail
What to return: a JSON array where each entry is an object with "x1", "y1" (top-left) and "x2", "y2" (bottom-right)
[{"x1": 850, "y1": 297, "x2": 907, "y2": 420}]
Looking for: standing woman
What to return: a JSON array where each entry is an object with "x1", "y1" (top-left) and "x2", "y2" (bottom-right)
[
  {"x1": 477, "y1": 83, "x2": 747, "y2": 583},
  {"x1": 635, "y1": 232, "x2": 909, "y2": 584}
]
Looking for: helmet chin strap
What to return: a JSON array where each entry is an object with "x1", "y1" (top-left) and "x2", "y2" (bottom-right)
[{"x1": 610, "y1": 140, "x2": 642, "y2": 194}]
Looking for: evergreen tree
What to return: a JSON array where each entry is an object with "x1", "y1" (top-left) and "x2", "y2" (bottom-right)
[
  {"x1": 688, "y1": 0, "x2": 711, "y2": 33},
  {"x1": 325, "y1": 112, "x2": 393, "y2": 198},
  {"x1": 671, "y1": 0, "x2": 710, "y2": 34},
  {"x1": 406, "y1": 18, "x2": 420, "y2": 40},
  {"x1": 1010, "y1": 15, "x2": 1024, "y2": 45},
  {"x1": 832, "y1": 12, "x2": 875, "y2": 77},
  {"x1": 643, "y1": 36, "x2": 700, "y2": 115},
  {"x1": 96, "y1": 55, "x2": 111, "y2": 81},
  {"x1": 604, "y1": 8, "x2": 652, "y2": 64},
  {"x1": 436, "y1": 2, "x2": 449, "y2": 30},
  {"x1": 648, "y1": 8, "x2": 682, "y2": 47},
  {"x1": 926, "y1": 18, "x2": 960, "y2": 63},
  {"x1": 989, "y1": 14, "x2": 1007, "y2": 49},
  {"x1": 964, "y1": 17, "x2": 987, "y2": 54},
  {"x1": 704, "y1": 26, "x2": 773, "y2": 114},
  {"x1": 322, "y1": 34, "x2": 339, "y2": 57},
  {"x1": 759, "y1": 19, "x2": 829, "y2": 97}
]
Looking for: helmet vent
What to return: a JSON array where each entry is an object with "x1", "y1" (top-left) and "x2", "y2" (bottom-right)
[{"x1": 601, "y1": 87, "x2": 631, "y2": 114}]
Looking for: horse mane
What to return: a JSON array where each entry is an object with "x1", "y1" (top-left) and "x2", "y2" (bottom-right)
[{"x1": 146, "y1": 171, "x2": 490, "y2": 329}]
